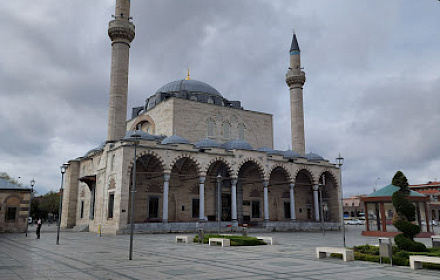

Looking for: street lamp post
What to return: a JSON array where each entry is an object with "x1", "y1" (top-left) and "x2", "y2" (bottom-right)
[
  {"x1": 56, "y1": 163, "x2": 69, "y2": 245},
  {"x1": 125, "y1": 132, "x2": 141, "y2": 260},
  {"x1": 25, "y1": 179, "x2": 35, "y2": 237},
  {"x1": 336, "y1": 153, "x2": 345, "y2": 247},
  {"x1": 217, "y1": 174, "x2": 222, "y2": 234}
]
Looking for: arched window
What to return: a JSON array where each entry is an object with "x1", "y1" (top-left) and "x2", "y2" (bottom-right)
[
  {"x1": 238, "y1": 123, "x2": 245, "y2": 140},
  {"x1": 207, "y1": 97, "x2": 214, "y2": 104},
  {"x1": 207, "y1": 119, "x2": 215, "y2": 137},
  {"x1": 223, "y1": 122, "x2": 230, "y2": 139}
]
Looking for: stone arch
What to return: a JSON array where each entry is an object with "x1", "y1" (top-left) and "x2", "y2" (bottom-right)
[
  {"x1": 317, "y1": 170, "x2": 339, "y2": 222},
  {"x1": 269, "y1": 164, "x2": 293, "y2": 183},
  {"x1": 127, "y1": 150, "x2": 165, "y2": 175},
  {"x1": 129, "y1": 114, "x2": 156, "y2": 134},
  {"x1": 127, "y1": 151, "x2": 165, "y2": 224},
  {"x1": 293, "y1": 168, "x2": 314, "y2": 221},
  {"x1": 203, "y1": 157, "x2": 233, "y2": 176},
  {"x1": 235, "y1": 158, "x2": 265, "y2": 179},
  {"x1": 169, "y1": 154, "x2": 201, "y2": 175},
  {"x1": 268, "y1": 165, "x2": 292, "y2": 221}
]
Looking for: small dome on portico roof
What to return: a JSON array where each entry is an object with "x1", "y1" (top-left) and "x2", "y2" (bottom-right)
[
  {"x1": 305, "y1": 152, "x2": 324, "y2": 161},
  {"x1": 258, "y1": 147, "x2": 283, "y2": 156},
  {"x1": 194, "y1": 138, "x2": 220, "y2": 149},
  {"x1": 222, "y1": 139, "x2": 253, "y2": 150},
  {"x1": 281, "y1": 150, "x2": 301, "y2": 159},
  {"x1": 161, "y1": 135, "x2": 190, "y2": 145}
]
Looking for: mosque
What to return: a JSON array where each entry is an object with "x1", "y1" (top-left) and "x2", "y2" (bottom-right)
[{"x1": 61, "y1": 0, "x2": 342, "y2": 234}]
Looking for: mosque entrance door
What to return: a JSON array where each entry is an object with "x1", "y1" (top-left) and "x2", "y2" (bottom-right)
[{"x1": 222, "y1": 194, "x2": 231, "y2": 221}]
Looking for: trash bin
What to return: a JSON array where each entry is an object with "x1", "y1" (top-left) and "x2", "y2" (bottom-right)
[
  {"x1": 379, "y1": 237, "x2": 392, "y2": 265},
  {"x1": 432, "y1": 236, "x2": 440, "y2": 248}
]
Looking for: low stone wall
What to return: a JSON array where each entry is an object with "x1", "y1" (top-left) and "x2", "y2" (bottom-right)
[{"x1": 119, "y1": 221, "x2": 341, "y2": 234}]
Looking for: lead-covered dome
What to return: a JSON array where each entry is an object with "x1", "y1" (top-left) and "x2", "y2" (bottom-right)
[
  {"x1": 222, "y1": 139, "x2": 253, "y2": 151},
  {"x1": 156, "y1": 79, "x2": 222, "y2": 97}
]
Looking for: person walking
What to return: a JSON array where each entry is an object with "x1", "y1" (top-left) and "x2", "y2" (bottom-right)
[{"x1": 36, "y1": 218, "x2": 42, "y2": 239}]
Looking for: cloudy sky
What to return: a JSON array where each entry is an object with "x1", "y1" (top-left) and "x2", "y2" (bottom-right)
[{"x1": 1, "y1": 0, "x2": 439, "y2": 197}]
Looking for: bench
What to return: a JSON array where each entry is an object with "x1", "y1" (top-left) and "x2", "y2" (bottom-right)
[
  {"x1": 209, "y1": 238, "x2": 230, "y2": 247},
  {"x1": 175, "y1": 235, "x2": 193, "y2": 243},
  {"x1": 316, "y1": 247, "x2": 354, "y2": 262},
  {"x1": 409, "y1": 255, "x2": 440, "y2": 269},
  {"x1": 256, "y1": 236, "x2": 277, "y2": 245}
]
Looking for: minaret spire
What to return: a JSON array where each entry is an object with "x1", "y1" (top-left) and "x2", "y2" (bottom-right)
[
  {"x1": 285, "y1": 30, "x2": 306, "y2": 155},
  {"x1": 107, "y1": 0, "x2": 135, "y2": 141}
]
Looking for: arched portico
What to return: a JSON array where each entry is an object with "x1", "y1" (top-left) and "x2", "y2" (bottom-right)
[
  {"x1": 269, "y1": 166, "x2": 292, "y2": 221},
  {"x1": 318, "y1": 171, "x2": 338, "y2": 222},
  {"x1": 294, "y1": 169, "x2": 315, "y2": 221},
  {"x1": 237, "y1": 160, "x2": 265, "y2": 224},
  {"x1": 206, "y1": 160, "x2": 232, "y2": 222},
  {"x1": 128, "y1": 153, "x2": 164, "y2": 224}
]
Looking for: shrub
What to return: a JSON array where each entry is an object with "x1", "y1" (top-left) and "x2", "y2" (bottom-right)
[{"x1": 193, "y1": 234, "x2": 266, "y2": 246}]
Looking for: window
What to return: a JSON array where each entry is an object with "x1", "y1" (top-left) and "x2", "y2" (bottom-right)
[
  {"x1": 223, "y1": 122, "x2": 230, "y2": 138},
  {"x1": 251, "y1": 201, "x2": 260, "y2": 218},
  {"x1": 284, "y1": 202, "x2": 291, "y2": 219},
  {"x1": 149, "y1": 197, "x2": 159, "y2": 219},
  {"x1": 238, "y1": 123, "x2": 245, "y2": 140},
  {"x1": 192, "y1": 199, "x2": 200, "y2": 218},
  {"x1": 111, "y1": 155, "x2": 115, "y2": 171},
  {"x1": 207, "y1": 119, "x2": 215, "y2": 137},
  {"x1": 207, "y1": 97, "x2": 214, "y2": 104},
  {"x1": 6, "y1": 207, "x2": 17, "y2": 221},
  {"x1": 80, "y1": 201, "x2": 84, "y2": 219},
  {"x1": 108, "y1": 193, "x2": 115, "y2": 219},
  {"x1": 190, "y1": 96, "x2": 197, "y2": 102}
]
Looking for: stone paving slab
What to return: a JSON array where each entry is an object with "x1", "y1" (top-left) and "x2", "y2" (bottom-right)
[{"x1": 0, "y1": 226, "x2": 439, "y2": 279}]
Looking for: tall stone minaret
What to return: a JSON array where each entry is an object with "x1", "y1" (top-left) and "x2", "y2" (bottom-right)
[
  {"x1": 285, "y1": 31, "x2": 306, "y2": 155},
  {"x1": 107, "y1": 0, "x2": 135, "y2": 141}
]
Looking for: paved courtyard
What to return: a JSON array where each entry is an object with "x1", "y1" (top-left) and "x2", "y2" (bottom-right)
[{"x1": 1, "y1": 225, "x2": 439, "y2": 279}]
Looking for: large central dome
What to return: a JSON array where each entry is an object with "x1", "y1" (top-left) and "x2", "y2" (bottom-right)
[
  {"x1": 142, "y1": 77, "x2": 243, "y2": 112},
  {"x1": 156, "y1": 79, "x2": 222, "y2": 97}
]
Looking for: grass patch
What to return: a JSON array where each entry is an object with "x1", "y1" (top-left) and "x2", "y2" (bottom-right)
[{"x1": 193, "y1": 234, "x2": 266, "y2": 246}]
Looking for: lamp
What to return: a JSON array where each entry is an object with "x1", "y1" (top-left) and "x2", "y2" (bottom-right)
[
  {"x1": 25, "y1": 178, "x2": 35, "y2": 237},
  {"x1": 336, "y1": 153, "x2": 345, "y2": 247},
  {"x1": 123, "y1": 132, "x2": 141, "y2": 260},
  {"x1": 56, "y1": 163, "x2": 70, "y2": 245}
]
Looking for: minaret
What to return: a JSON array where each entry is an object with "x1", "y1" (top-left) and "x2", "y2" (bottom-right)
[
  {"x1": 107, "y1": 0, "x2": 135, "y2": 141},
  {"x1": 285, "y1": 31, "x2": 306, "y2": 155}
]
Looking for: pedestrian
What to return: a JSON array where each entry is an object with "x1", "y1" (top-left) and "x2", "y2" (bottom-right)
[{"x1": 36, "y1": 218, "x2": 42, "y2": 239}]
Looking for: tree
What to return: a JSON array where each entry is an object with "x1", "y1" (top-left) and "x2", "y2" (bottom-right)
[
  {"x1": 391, "y1": 171, "x2": 426, "y2": 252},
  {"x1": 0, "y1": 172, "x2": 22, "y2": 186},
  {"x1": 37, "y1": 191, "x2": 60, "y2": 219}
]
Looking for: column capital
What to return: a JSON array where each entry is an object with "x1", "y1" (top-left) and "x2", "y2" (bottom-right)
[
  {"x1": 263, "y1": 180, "x2": 269, "y2": 188},
  {"x1": 198, "y1": 176, "x2": 206, "y2": 184},
  {"x1": 312, "y1": 184, "x2": 319, "y2": 191},
  {"x1": 163, "y1": 173, "x2": 171, "y2": 181},
  {"x1": 289, "y1": 183, "x2": 295, "y2": 189},
  {"x1": 231, "y1": 177, "x2": 238, "y2": 185}
]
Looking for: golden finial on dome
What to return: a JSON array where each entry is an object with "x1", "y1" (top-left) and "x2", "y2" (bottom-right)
[{"x1": 185, "y1": 68, "x2": 191, "y2": 80}]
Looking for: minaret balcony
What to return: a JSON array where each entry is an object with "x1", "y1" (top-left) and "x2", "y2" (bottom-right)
[
  {"x1": 285, "y1": 71, "x2": 306, "y2": 87},
  {"x1": 108, "y1": 20, "x2": 135, "y2": 43}
]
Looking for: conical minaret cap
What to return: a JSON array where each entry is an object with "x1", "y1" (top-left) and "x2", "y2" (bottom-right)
[{"x1": 290, "y1": 32, "x2": 300, "y2": 52}]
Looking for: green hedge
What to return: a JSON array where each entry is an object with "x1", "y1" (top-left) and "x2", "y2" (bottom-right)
[
  {"x1": 193, "y1": 234, "x2": 266, "y2": 246},
  {"x1": 329, "y1": 244, "x2": 440, "y2": 270}
]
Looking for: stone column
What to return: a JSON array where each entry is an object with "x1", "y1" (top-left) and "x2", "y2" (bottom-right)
[
  {"x1": 263, "y1": 181, "x2": 269, "y2": 221},
  {"x1": 199, "y1": 176, "x2": 205, "y2": 221},
  {"x1": 313, "y1": 185, "x2": 320, "y2": 222},
  {"x1": 289, "y1": 183, "x2": 296, "y2": 220},
  {"x1": 231, "y1": 178, "x2": 238, "y2": 223},
  {"x1": 162, "y1": 173, "x2": 170, "y2": 223}
]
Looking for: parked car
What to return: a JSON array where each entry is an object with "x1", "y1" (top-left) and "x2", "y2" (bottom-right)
[
  {"x1": 421, "y1": 220, "x2": 438, "y2": 226},
  {"x1": 346, "y1": 219, "x2": 363, "y2": 225}
]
